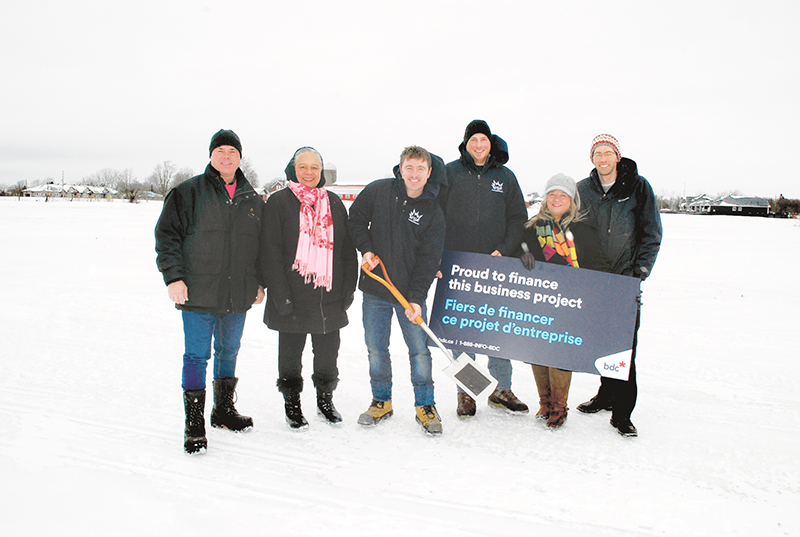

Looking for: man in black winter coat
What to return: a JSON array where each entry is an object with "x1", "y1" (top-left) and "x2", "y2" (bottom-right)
[
  {"x1": 439, "y1": 119, "x2": 530, "y2": 418},
  {"x1": 348, "y1": 146, "x2": 446, "y2": 435},
  {"x1": 155, "y1": 129, "x2": 265, "y2": 453},
  {"x1": 575, "y1": 134, "x2": 662, "y2": 437}
]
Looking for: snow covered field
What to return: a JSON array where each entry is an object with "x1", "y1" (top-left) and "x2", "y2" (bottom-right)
[{"x1": 1, "y1": 197, "x2": 798, "y2": 537}]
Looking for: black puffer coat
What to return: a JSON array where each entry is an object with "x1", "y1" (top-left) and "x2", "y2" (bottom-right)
[
  {"x1": 155, "y1": 164, "x2": 264, "y2": 313},
  {"x1": 260, "y1": 153, "x2": 358, "y2": 334},
  {"x1": 348, "y1": 155, "x2": 446, "y2": 306},
  {"x1": 440, "y1": 135, "x2": 528, "y2": 256},
  {"x1": 517, "y1": 219, "x2": 612, "y2": 273},
  {"x1": 576, "y1": 158, "x2": 662, "y2": 279}
]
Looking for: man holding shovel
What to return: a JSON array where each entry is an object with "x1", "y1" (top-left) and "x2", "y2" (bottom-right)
[{"x1": 348, "y1": 146, "x2": 447, "y2": 434}]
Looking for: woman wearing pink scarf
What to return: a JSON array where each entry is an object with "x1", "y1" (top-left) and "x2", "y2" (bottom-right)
[{"x1": 260, "y1": 147, "x2": 358, "y2": 429}]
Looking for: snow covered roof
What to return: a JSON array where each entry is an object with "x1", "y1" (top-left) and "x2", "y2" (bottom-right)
[
  {"x1": 23, "y1": 184, "x2": 119, "y2": 195},
  {"x1": 717, "y1": 195, "x2": 770, "y2": 208}
]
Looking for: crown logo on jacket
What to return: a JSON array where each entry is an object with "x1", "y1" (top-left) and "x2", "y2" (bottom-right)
[
  {"x1": 408, "y1": 209, "x2": 423, "y2": 225},
  {"x1": 491, "y1": 180, "x2": 504, "y2": 193}
]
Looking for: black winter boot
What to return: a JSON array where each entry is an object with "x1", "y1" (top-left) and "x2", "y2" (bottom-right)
[
  {"x1": 211, "y1": 377, "x2": 253, "y2": 431},
  {"x1": 183, "y1": 389, "x2": 207, "y2": 454},
  {"x1": 577, "y1": 394, "x2": 613, "y2": 414},
  {"x1": 278, "y1": 377, "x2": 308, "y2": 430},
  {"x1": 316, "y1": 391, "x2": 343, "y2": 424},
  {"x1": 283, "y1": 392, "x2": 308, "y2": 430}
]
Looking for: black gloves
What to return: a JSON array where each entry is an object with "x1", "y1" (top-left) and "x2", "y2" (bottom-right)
[{"x1": 277, "y1": 297, "x2": 294, "y2": 316}]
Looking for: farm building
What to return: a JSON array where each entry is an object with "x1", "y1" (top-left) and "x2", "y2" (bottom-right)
[{"x1": 687, "y1": 195, "x2": 770, "y2": 216}]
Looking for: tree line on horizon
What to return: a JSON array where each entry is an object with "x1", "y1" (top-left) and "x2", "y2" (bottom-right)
[
  {"x1": 3, "y1": 168, "x2": 799, "y2": 218},
  {"x1": 1, "y1": 158, "x2": 262, "y2": 201}
]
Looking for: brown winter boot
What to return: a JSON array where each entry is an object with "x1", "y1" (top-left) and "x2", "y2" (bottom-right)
[
  {"x1": 532, "y1": 364, "x2": 552, "y2": 420},
  {"x1": 456, "y1": 392, "x2": 476, "y2": 418},
  {"x1": 546, "y1": 368, "x2": 572, "y2": 429}
]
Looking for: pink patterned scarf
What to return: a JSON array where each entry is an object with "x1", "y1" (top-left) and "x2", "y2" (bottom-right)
[{"x1": 288, "y1": 181, "x2": 334, "y2": 291}]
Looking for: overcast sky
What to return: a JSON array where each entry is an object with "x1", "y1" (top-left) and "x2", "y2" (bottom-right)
[{"x1": 2, "y1": 0, "x2": 798, "y2": 198}]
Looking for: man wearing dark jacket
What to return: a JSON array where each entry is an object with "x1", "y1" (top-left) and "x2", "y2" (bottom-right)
[
  {"x1": 575, "y1": 134, "x2": 662, "y2": 437},
  {"x1": 440, "y1": 119, "x2": 529, "y2": 417},
  {"x1": 155, "y1": 129, "x2": 265, "y2": 453},
  {"x1": 348, "y1": 146, "x2": 446, "y2": 435}
]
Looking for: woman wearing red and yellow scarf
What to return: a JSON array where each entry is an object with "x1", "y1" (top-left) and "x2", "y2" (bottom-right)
[{"x1": 517, "y1": 173, "x2": 611, "y2": 429}]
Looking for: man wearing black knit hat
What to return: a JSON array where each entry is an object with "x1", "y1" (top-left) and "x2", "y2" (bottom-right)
[
  {"x1": 439, "y1": 120, "x2": 530, "y2": 418},
  {"x1": 575, "y1": 134, "x2": 662, "y2": 437},
  {"x1": 155, "y1": 129, "x2": 265, "y2": 453}
]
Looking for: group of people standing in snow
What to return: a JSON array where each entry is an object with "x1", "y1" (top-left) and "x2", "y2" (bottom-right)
[{"x1": 155, "y1": 121, "x2": 662, "y2": 454}]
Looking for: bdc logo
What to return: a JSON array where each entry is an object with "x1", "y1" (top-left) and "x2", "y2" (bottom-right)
[{"x1": 603, "y1": 361, "x2": 627, "y2": 372}]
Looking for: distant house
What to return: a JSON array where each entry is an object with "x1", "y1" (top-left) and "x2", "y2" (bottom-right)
[
  {"x1": 687, "y1": 195, "x2": 770, "y2": 216},
  {"x1": 23, "y1": 183, "x2": 64, "y2": 197},
  {"x1": 711, "y1": 195, "x2": 771, "y2": 216},
  {"x1": 23, "y1": 183, "x2": 119, "y2": 199},
  {"x1": 683, "y1": 194, "x2": 713, "y2": 213}
]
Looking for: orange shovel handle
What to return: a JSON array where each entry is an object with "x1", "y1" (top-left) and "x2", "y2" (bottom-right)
[{"x1": 361, "y1": 256, "x2": 424, "y2": 325}]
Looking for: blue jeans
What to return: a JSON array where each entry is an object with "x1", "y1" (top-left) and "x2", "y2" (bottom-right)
[
  {"x1": 181, "y1": 311, "x2": 246, "y2": 390},
  {"x1": 362, "y1": 293, "x2": 434, "y2": 406},
  {"x1": 456, "y1": 354, "x2": 512, "y2": 393}
]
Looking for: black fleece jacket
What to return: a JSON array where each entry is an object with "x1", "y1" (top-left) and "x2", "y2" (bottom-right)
[
  {"x1": 348, "y1": 155, "x2": 446, "y2": 306},
  {"x1": 440, "y1": 134, "x2": 527, "y2": 256},
  {"x1": 259, "y1": 150, "x2": 358, "y2": 334}
]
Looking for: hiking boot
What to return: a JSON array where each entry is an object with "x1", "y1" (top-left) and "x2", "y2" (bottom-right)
[
  {"x1": 610, "y1": 417, "x2": 638, "y2": 437},
  {"x1": 357, "y1": 400, "x2": 393, "y2": 426},
  {"x1": 456, "y1": 392, "x2": 476, "y2": 418},
  {"x1": 316, "y1": 391, "x2": 343, "y2": 424},
  {"x1": 487, "y1": 389, "x2": 529, "y2": 414},
  {"x1": 577, "y1": 395, "x2": 613, "y2": 414},
  {"x1": 415, "y1": 405, "x2": 442, "y2": 435},
  {"x1": 210, "y1": 377, "x2": 253, "y2": 431}
]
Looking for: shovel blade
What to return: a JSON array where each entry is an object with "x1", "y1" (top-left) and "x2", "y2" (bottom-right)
[{"x1": 443, "y1": 354, "x2": 498, "y2": 400}]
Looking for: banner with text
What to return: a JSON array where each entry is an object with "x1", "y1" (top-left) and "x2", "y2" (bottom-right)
[{"x1": 429, "y1": 250, "x2": 640, "y2": 379}]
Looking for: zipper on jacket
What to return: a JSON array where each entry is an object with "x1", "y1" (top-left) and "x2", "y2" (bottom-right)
[{"x1": 319, "y1": 287, "x2": 327, "y2": 334}]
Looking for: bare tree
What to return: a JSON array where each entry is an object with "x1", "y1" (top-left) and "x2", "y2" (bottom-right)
[
  {"x1": 173, "y1": 167, "x2": 194, "y2": 187},
  {"x1": 83, "y1": 168, "x2": 119, "y2": 186},
  {"x1": 148, "y1": 161, "x2": 177, "y2": 194},
  {"x1": 239, "y1": 157, "x2": 259, "y2": 188},
  {"x1": 113, "y1": 168, "x2": 141, "y2": 202}
]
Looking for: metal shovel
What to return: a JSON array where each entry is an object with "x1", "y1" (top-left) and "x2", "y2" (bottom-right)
[{"x1": 361, "y1": 257, "x2": 498, "y2": 400}]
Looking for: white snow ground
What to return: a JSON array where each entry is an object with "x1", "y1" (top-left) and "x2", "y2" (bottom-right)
[{"x1": 1, "y1": 197, "x2": 798, "y2": 537}]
